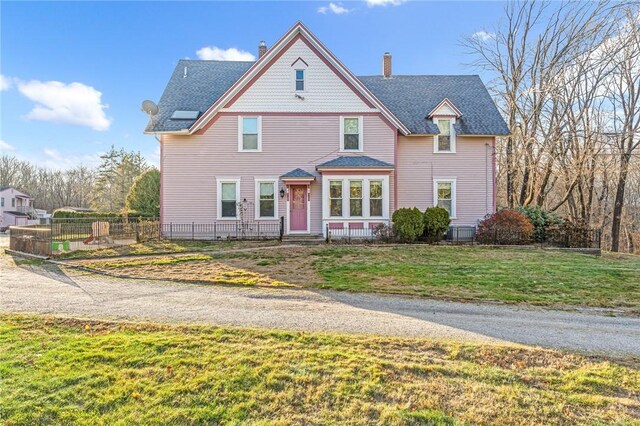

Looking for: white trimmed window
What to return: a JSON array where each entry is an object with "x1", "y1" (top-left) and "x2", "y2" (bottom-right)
[
  {"x1": 340, "y1": 116, "x2": 363, "y2": 151},
  {"x1": 349, "y1": 180, "x2": 363, "y2": 217},
  {"x1": 255, "y1": 179, "x2": 277, "y2": 219},
  {"x1": 323, "y1": 175, "x2": 389, "y2": 220},
  {"x1": 295, "y1": 69, "x2": 305, "y2": 91},
  {"x1": 433, "y1": 118, "x2": 456, "y2": 153},
  {"x1": 238, "y1": 116, "x2": 261, "y2": 152},
  {"x1": 217, "y1": 179, "x2": 240, "y2": 219},
  {"x1": 329, "y1": 180, "x2": 343, "y2": 217},
  {"x1": 369, "y1": 180, "x2": 383, "y2": 217},
  {"x1": 433, "y1": 178, "x2": 456, "y2": 219}
]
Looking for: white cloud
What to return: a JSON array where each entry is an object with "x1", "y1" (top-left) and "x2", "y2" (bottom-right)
[
  {"x1": 0, "y1": 74, "x2": 11, "y2": 91},
  {"x1": 17, "y1": 80, "x2": 111, "y2": 131},
  {"x1": 0, "y1": 140, "x2": 16, "y2": 152},
  {"x1": 472, "y1": 31, "x2": 495, "y2": 42},
  {"x1": 318, "y1": 2, "x2": 351, "y2": 14},
  {"x1": 365, "y1": 0, "x2": 406, "y2": 7},
  {"x1": 196, "y1": 46, "x2": 256, "y2": 61},
  {"x1": 40, "y1": 147, "x2": 102, "y2": 169}
]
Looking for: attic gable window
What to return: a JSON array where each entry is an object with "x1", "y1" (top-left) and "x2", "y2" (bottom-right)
[{"x1": 295, "y1": 70, "x2": 304, "y2": 91}]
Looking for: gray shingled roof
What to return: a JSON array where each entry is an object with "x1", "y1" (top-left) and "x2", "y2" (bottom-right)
[
  {"x1": 358, "y1": 75, "x2": 509, "y2": 135},
  {"x1": 317, "y1": 155, "x2": 393, "y2": 169},
  {"x1": 145, "y1": 60, "x2": 253, "y2": 132},
  {"x1": 281, "y1": 168, "x2": 315, "y2": 178},
  {"x1": 146, "y1": 61, "x2": 509, "y2": 136}
]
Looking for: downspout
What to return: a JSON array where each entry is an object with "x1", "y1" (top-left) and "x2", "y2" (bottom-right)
[
  {"x1": 159, "y1": 135, "x2": 164, "y2": 226},
  {"x1": 394, "y1": 130, "x2": 398, "y2": 211},
  {"x1": 492, "y1": 136, "x2": 497, "y2": 212}
]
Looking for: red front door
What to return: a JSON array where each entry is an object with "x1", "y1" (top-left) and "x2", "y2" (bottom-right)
[{"x1": 289, "y1": 185, "x2": 308, "y2": 232}]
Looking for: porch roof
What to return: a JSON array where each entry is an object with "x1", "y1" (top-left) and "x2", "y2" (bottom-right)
[
  {"x1": 316, "y1": 155, "x2": 394, "y2": 170},
  {"x1": 281, "y1": 168, "x2": 315, "y2": 180}
]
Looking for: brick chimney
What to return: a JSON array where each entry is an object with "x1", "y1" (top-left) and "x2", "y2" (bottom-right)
[
  {"x1": 258, "y1": 41, "x2": 267, "y2": 58},
  {"x1": 382, "y1": 52, "x2": 392, "y2": 78}
]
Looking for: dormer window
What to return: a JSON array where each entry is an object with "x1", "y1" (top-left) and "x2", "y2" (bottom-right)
[
  {"x1": 295, "y1": 70, "x2": 304, "y2": 91},
  {"x1": 437, "y1": 119, "x2": 452, "y2": 152}
]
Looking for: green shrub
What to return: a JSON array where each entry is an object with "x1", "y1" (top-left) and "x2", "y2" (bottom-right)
[
  {"x1": 392, "y1": 208, "x2": 425, "y2": 242},
  {"x1": 423, "y1": 207, "x2": 450, "y2": 243},
  {"x1": 476, "y1": 209, "x2": 534, "y2": 245},
  {"x1": 52, "y1": 210, "x2": 155, "y2": 219},
  {"x1": 516, "y1": 205, "x2": 563, "y2": 242},
  {"x1": 126, "y1": 168, "x2": 160, "y2": 217}
]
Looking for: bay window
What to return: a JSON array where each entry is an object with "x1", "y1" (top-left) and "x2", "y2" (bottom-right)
[
  {"x1": 369, "y1": 180, "x2": 383, "y2": 217},
  {"x1": 329, "y1": 181, "x2": 343, "y2": 217},
  {"x1": 349, "y1": 181, "x2": 363, "y2": 216}
]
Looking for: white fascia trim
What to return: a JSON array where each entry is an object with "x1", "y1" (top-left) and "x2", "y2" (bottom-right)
[
  {"x1": 433, "y1": 177, "x2": 457, "y2": 219},
  {"x1": 189, "y1": 23, "x2": 409, "y2": 135},
  {"x1": 254, "y1": 177, "x2": 279, "y2": 220},
  {"x1": 144, "y1": 129, "x2": 189, "y2": 135},
  {"x1": 216, "y1": 177, "x2": 241, "y2": 221}
]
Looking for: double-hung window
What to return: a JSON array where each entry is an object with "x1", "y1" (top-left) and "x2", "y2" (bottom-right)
[
  {"x1": 295, "y1": 69, "x2": 304, "y2": 91},
  {"x1": 256, "y1": 180, "x2": 276, "y2": 219},
  {"x1": 0, "y1": 197, "x2": 3, "y2": 207},
  {"x1": 329, "y1": 181, "x2": 343, "y2": 217},
  {"x1": 218, "y1": 179, "x2": 239, "y2": 219},
  {"x1": 11, "y1": 198, "x2": 15, "y2": 208},
  {"x1": 341, "y1": 117, "x2": 362, "y2": 151},
  {"x1": 434, "y1": 179, "x2": 456, "y2": 218},
  {"x1": 369, "y1": 180, "x2": 383, "y2": 217},
  {"x1": 349, "y1": 181, "x2": 363, "y2": 216},
  {"x1": 239, "y1": 116, "x2": 261, "y2": 151},
  {"x1": 434, "y1": 118, "x2": 455, "y2": 153}
]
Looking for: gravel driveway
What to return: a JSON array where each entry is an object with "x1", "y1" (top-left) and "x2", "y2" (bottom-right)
[{"x1": 2, "y1": 252, "x2": 640, "y2": 356}]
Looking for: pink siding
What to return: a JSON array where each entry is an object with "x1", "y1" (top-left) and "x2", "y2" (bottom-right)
[
  {"x1": 161, "y1": 113, "x2": 395, "y2": 234},
  {"x1": 396, "y1": 135, "x2": 495, "y2": 225}
]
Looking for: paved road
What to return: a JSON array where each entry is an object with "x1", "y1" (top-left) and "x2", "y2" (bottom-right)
[{"x1": 1, "y1": 252, "x2": 639, "y2": 356}]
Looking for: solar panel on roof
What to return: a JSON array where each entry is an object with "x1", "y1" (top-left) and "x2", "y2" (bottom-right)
[{"x1": 171, "y1": 110, "x2": 200, "y2": 120}]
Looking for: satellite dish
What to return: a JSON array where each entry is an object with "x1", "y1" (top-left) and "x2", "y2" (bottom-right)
[{"x1": 141, "y1": 100, "x2": 159, "y2": 116}]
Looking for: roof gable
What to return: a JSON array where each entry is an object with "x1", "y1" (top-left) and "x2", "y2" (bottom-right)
[
  {"x1": 188, "y1": 22, "x2": 409, "y2": 135},
  {"x1": 427, "y1": 98, "x2": 462, "y2": 118}
]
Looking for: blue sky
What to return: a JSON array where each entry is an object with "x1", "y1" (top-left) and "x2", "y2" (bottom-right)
[{"x1": 0, "y1": 0, "x2": 505, "y2": 169}]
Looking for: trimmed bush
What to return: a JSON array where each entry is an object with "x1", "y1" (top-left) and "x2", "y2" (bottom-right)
[
  {"x1": 52, "y1": 210, "x2": 155, "y2": 219},
  {"x1": 476, "y1": 209, "x2": 534, "y2": 245},
  {"x1": 423, "y1": 207, "x2": 450, "y2": 243},
  {"x1": 392, "y1": 208, "x2": 425, "y2": 242},
  {"x1": 516, "y1": 205, "x2": 563, "y2": 242}
]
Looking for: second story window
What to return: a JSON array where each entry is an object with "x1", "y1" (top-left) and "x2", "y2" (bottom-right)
[
  {"x1": 434, "y1": 118, "x2": 456, "y2": 153},
  {"x1": 239, "y1": 116, "x2": 261, "y2": 152},
  {"x1": 295, "y1": 69, "x2": 304, "y2": 91},
  {"x1": 341, "y1": 117, "x2": 362, "y2": 151},
  {"x1": 0, "y1": 197, "x2": 4, "y2": 207},
  {"x1": 11, "y1": 198, "x2": 15, "y2": 208}
]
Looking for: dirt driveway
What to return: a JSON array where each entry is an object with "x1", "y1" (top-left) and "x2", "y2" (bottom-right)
[{"x1": 2, "y1": 252, "x2": 640, "y2": 356}]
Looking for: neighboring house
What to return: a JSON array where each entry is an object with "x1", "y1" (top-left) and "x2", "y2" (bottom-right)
[
  {"x1": 145, "y1": 22, "x2": 509, "y2": 237},
  {"x1": 0, "y1": 186, "x2": 50, "y2": 231}
]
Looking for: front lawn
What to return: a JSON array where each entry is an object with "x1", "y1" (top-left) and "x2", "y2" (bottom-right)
[
  {"x1": 1, "y1": 315, "x2": 639, "y2": 425},
  {"x1": 80, "y1": 245, "x2": 640, "y2": 312},
  {"x1": 55, "y1": 239, "x2": 281, "y2": 260}
]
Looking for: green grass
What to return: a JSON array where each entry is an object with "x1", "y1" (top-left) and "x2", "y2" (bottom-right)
[
  {"x1": 75, "y1": 245, "x2": 640, "y2": 311},
  {"x1": 1, "y1": 315, "x2": 639, "y2": 425},
  {"x1": 307, "y1": 246, "x2": 640, "y2": 310},
  {"x1": 55, "y1": 240, "x2": 281, "y2": 260}
]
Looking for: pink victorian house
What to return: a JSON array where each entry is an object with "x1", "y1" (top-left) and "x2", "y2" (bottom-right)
[{"x1": 145, "y1": 22, "x2": 508, "y2": 238}]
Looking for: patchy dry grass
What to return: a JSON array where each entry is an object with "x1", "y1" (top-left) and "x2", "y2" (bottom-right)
[
  {"x1": 80, "y1": 245, "x2": 640, "y2": 312},
  {"x1": 55, "y1": 239, "x2": 281, "y2": 260},
  {"x1": 1, "y1": 314, "x2": 639, "y2": 425}
]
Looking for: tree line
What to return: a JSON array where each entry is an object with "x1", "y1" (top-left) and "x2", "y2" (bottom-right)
[
  {"x1": 464, "y1": 1, "x2": 639, "y2": 252},
  {"x1": 0, "y1": 145, "x2": 159, "y2": 216}
]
